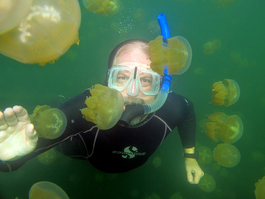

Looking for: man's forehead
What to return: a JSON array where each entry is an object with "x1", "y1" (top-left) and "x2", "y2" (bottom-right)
[
  {"x1": 113, "y1": 48, "x2": 151, "y2": 66},
  {"x1": 117, "y1": 62, "x2": 151, "y2": 69}
]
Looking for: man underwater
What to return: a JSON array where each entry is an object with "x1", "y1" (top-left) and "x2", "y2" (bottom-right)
[{"x1": 0, "y1": 39, "x2": 204, "y2": 184}]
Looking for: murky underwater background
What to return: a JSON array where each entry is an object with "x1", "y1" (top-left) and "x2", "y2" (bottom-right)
[{"x1": 0, "y1": 0, "x2": 265, "y2": 198}]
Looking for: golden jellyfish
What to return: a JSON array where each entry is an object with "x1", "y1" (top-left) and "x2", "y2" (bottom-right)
[
  {"x1": 205, "y1": 112, "x2": 243, "y2": 143},
  {"x1": 0, "y1": 0, "x2": 33, "y2": 34},
  {"x1": 212, "y1": 79, "x2": 240, "y2": 107},
  {"x1": 203, "y1": 39, "x2": 221, "y2": 55},
  {"x1": 197, "y1": 146, "x2": 213, "y2": 164},
  {"x1": 152, "y1": 156, "x2": 162, "y2": 168},
  {"x1": 230, "y1": 51, "x2": 249, "y2": 68},
  {"x1": 215, "y1": 0, "x2": 236, "y2": 10},
  {"x1": 133, "y1": 8, "x2": 145, "y2": 20},
  {"x1": 255, "y1": 176, "x2": 265, "y2": 199},
  {"x1": 145, "y1": 193, "x2": 160, "y2": 199},
  {"x1": 29, "y1": 181, "x2": 69, "y2": 199},
  {"x1": 198, "y1": 173, "x2": 216, "y2": 192},
  {"x1": 148, "y1": 35, "x2": 192, "y2": 75},
  {"x1": 169, "y1": 192, "x2": 184, "y2": 199},
  {"x1": 37, "y1": 148, "x2": 57, "y2": 165},
  {"x1": 213, "y1": 143, "x2": 241, "y2": 168},
  {"x1": 30, "y1": 105, "x2": 67, "y2": 139},
  {"x1": 83, "y1": 0, "x2": 121, "y2": 16},
  {"x1": 251, "y1": 151, "x2": 265, "y2": 163},
  {"x1": 81, "y1": 84, "x2": 124, "y2": 130},
  {"x1": 0, "y1": 0, "x2": 81, "y2": 65}
]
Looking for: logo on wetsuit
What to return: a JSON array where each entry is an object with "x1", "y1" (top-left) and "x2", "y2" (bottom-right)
[{"x1": 112, "y1": 146, "x2": 146, "y2": 159}]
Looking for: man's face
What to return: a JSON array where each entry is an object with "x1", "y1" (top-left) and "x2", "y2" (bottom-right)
[{"x1": 111, "y1": 50, "x2": 158, "y2": 104}]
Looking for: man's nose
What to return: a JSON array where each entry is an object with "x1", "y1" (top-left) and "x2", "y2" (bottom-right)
[{"x1": 127, "y1": 79, "x2": 138, "y2": 96}]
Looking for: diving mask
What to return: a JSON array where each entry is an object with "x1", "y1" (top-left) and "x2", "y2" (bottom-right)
[{"x1": 108, "y1": 64, "x2": 161, "y2": 96}]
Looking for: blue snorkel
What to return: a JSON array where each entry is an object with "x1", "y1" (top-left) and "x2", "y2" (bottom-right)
[
  {"x1": 142, "y1": 13, "x2": 172, "y2": 114},
  {"x1": 118, "y1": 13, "x2": 172, "y2": 126}
]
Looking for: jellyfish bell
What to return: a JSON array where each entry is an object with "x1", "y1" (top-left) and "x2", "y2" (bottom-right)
[
  {"x1": 197, "y1": 146, "x2": 213, "y2": 164},
  {"x1": 255, "y1": 176, "x2": 265, "y2": 199},
  {"x1": 168, "y1": 36, "x2": 192, "y2": 75},
  {"x1": 198, "y1": 173, "x2": 216, "y2": 192},
  {"x1": 37, "y1": 148, "x2": 57, "y2": 165},
  {"x1": 30, "y1": 105, "x2": 67, "y2": 139},
  {"x1": 83, "y1": 0, "x2": 120, "y2": 16},
  {"x1": 0, "y1": 0, "x2": 81, "y2": 65},
  {"x1": 0, "y1": 0, "x2": 33, "y2": 34},
  {"x1": 203, "y1": 39, "x2": 222, "y2": 55},
  {"x1": 213, "y1": 143, "x2": 241, "y2": 168},
  {"x1": 81, "y1": 84, "x2": 124, "y2": 130},
  {"x1": 205, "y1": 112, "x2": 243, "y2": 144},
  {"x1": 212, "y1": 79, "x2": 240, "y2": 107},
  {"x1": 132, "y1": 8, "x2": 145, "y2": 20},
  {"x1": 103, "y1": 0, "x2": 121, "y2": 16},
  {"x1": 29, "y1": 181, "x2": 69, "y2": 199},
  {"x1": 220, "y1": 114, "x2": 243, "y2": 143},
  {"x1": 83, "y1": 0, "x2": 108, "y2": 14},
  {"x1": 169, "y1": 192, "x2": 184, "y2": 199},
  {"x1": 148, "y1": 35, "x2": 192, "y2": 76},
  {"x1": 152, "y1": 156, "x2": 162, "y2": 168}
]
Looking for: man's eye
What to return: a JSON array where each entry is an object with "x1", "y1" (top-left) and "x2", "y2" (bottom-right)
[
  {"x1": 141, "y1": 78, "x2": 151, "y2": 83},
  {"x1": 117, "y1": 76, "x2": 128, "y2": 81}
]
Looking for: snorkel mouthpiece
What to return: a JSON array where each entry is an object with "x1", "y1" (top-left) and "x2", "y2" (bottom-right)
[{"x1": 118, "y1": 104, "x2": 144, "y2": 126}]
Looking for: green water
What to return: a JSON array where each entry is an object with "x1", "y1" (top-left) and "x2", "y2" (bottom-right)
[{"x1": 0, "y1": 0, "x2": 264, "y2": 198}]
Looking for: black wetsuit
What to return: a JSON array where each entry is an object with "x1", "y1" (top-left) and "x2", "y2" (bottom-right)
[{"x1": 0, "y1": 90, "x2": 196, "y2": 173}]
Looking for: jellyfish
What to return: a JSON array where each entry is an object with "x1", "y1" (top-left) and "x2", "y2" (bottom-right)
[
  {"x1": 133, "y1": 8, "x2": 145, "y2": 20},
  {"x1": 0, "y1": 0, "x2": 81, "y2": 65},
  {"x1": 251, "y1": 151, "x2": 265, "y2": 163},
  {"x1": 213, "y1": 143, "x2": 241, "y2": 168},
  {"x1": 0, "y1": 0, "x2": 33, "y2": 34},
  {"x1": 148, "y1": 35, "x2": 192, "y2": 75},
  {"x1": 145, "y1": 193, "x2": 160, "y2": 199},
  {"x1": 193, "y1": 67, "x2": 205, "y2": 75},
  {"x1": 30, "y1": 105, "x2": 67, "y2": 139},
  {"x1": 81, "y1": 84, "x2": 124, "y2": 130},
  {"x1": 103, "y1": 0, "x2": 121, "y2": 16},
  {"x1": 29, "y1": 181, "x2": 69, "y2": 199},
  {"x1": 212, "y1": 79, "x2": 240, "y2": 107},
  {"x1": 198, "y1": 173, "x2": 216, "y2": 192},
  {"x1": 197, "y1": 146, "x2": 213, "y2": 164},
  {"x1": 37, "y1": 148, "x2": 57, "y2": 165},
  {"x1": 203, "y1": 39, "x2": 221, "y2": 55},
  {"x1": 255, "y1": 176, "x2": 265, "y2": 199},
  {"x1": 83, "y1": 0, "x2": 121, "y2": 16},
  {"x1": 152, "y1": 156, "x2": 162, "y2": 168},
  {"x1": 230, "y1": 51, "x2": 249, "y2": 68},
  {"x1": 169, "y1": 192, "x2": 184, "y2": 199},
  {"x1": 205, "y1": 112, "x2": 243, "y2": 143},
  {"x1": 214, "y1": 0, "x2": 236, "y2": 10}
]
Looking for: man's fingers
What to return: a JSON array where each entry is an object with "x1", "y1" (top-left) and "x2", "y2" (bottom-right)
[
  {"x1": 25, "y1": 124, "x2": 38, "y2": 143},
  {"x1": 13, "y1": 106, "x2": 30, "y2": 123},
  {"x1": 0, "y1": 111, "x2": 8, "y2": 130},
  {"x1": 3, "y1": 107, "x2": 18, "y2": 126},
  {"x1": 187, "y1": 170, "x2": 194, "y2": 183}
]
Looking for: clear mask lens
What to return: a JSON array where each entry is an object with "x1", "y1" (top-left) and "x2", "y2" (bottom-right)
[{"x1": 108, "y1": 65, "x2": 161, "y2": 96}]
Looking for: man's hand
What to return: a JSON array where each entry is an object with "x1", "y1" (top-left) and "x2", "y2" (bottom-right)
[
  {"x1": 0, "y1": 106, "x2": 38, "y2": 161},
  {"x1": 185, "y1": 158, "x2": 204, "y2": 184}
]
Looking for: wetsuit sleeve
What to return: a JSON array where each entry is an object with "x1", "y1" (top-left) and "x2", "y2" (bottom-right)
[
  {"x1": 176, "y1": 97, "x2": 196, "y2": 149},
  {"x1": 0, "y1": 90, "x2": 91, "y2": 172}
]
